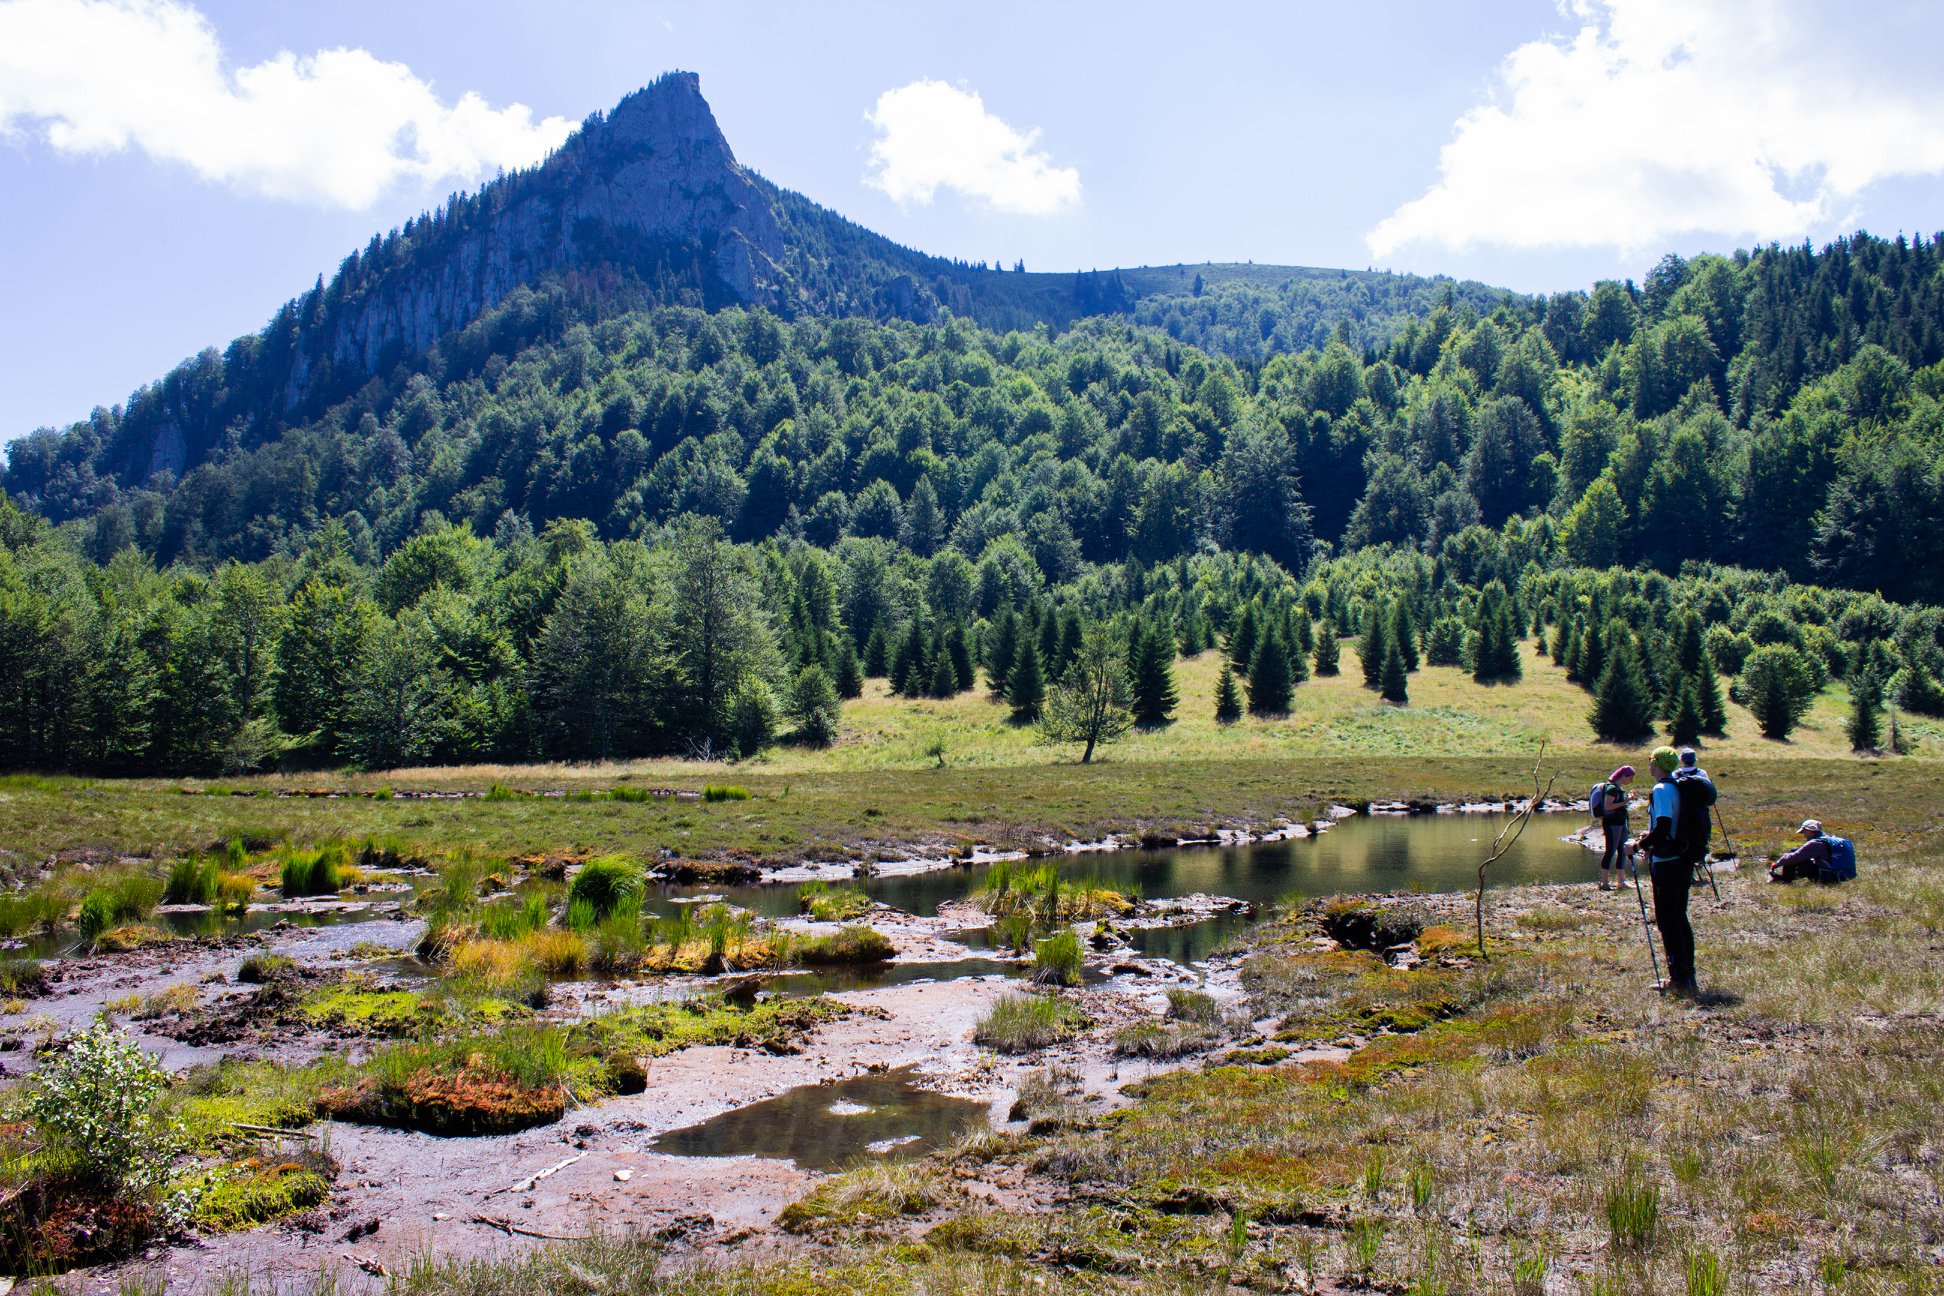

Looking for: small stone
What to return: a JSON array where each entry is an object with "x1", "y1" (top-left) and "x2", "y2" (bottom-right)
[{"x1": 614, "y1": 1169, "x2": 633, "y2": 1182}]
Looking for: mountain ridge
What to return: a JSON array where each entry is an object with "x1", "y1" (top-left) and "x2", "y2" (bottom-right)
[{"x1": 6, "y1": 71, "x2": 1512, "y2": 505}]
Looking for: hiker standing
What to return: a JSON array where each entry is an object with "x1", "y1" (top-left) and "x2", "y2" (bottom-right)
[
  {"x1": 1590, "y1": 765, "x2": 1635, "y2": 891},
  {"x1": 1630, "y1": 745, "x2": 1713, "y2": 997}
]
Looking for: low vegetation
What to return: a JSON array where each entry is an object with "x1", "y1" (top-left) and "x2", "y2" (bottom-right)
[{"x1": 973, "y1": 992, "x2": 1089, "y2": 1053}]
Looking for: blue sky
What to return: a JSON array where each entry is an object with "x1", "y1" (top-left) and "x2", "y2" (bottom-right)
[{"x1": 4, "y1": 0, "x2": 1944, "y2": 439}]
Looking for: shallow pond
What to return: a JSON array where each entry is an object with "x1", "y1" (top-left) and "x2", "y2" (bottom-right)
[
  {"x1": 654, "y1": 813, "x2": 1594, "y2": 965},
  {"x1": 649, "y1": 1065, "x2": 989, "y2": 1171}
]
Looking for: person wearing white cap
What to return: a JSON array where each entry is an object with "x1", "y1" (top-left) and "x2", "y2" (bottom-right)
[{"x1": 1769, "y1": 820, "x2": 1834, "y2": 882}]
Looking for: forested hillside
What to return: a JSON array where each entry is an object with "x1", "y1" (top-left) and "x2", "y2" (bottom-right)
[{"x1": 1, "y1": 68, "x2": 1942, "y2": 777}]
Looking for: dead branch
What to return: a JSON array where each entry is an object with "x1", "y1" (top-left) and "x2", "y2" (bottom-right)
[
  {"x1": 1475, "y1": 742, "x2": 1561, "y2": 959},
  {"x1": 470, "y1": 1215, "x2": 592, "y2": 1242}
]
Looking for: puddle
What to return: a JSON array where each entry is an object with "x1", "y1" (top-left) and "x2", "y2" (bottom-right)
[{"x1": 649, "y1": 1066, "x2": 989, "y2": 1171}]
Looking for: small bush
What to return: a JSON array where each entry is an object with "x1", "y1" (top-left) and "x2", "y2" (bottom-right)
[
  {"x1": 703, "y1": 784, "x2": 751, "y2": 802},
  {"x1": 565, "y1": 857, "x2": 644, "y2": 920},
  {"x1": 27, "y1": 1022, "x2": 177, "y2": 1195},
  {"x1": 974, "y1": 993, "x2": 1088, "y2": 1053}
]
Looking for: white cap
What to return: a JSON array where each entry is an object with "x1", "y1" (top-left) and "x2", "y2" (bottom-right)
[{"x1": 1799, "y1": 819, "x2": 1822, "y2": 835}]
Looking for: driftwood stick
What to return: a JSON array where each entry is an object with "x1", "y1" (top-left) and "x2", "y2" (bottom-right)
[
  {"x1": 227, "y1": 1121, "x2": 320, "y2": 1140},
  {"x1": 480, "y1": 1150, "x2": 588, "y2": 1199},
  {"x1": 470, "y1": 1214, "x2": 591, "y2": 1242}
]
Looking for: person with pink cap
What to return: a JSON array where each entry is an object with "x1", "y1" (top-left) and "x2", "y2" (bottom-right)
[{"x1": 1589, "y1": 764, "x2": 1635, "y2": 891}]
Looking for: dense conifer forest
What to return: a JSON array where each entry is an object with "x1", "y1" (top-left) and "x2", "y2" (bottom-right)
[{"x1": 3, "y1": 224, "x2": 1942, "y2": 774}]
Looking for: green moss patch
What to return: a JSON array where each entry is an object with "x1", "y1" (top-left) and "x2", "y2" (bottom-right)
[{"x1": 189, "y1": 1157, "x2": 331, "y2": 1231}]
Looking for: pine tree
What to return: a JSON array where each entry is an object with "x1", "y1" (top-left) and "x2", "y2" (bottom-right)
[
  {"x1": 1228, "y1": 603, "x2": 1261, "y2": 675},
  {"x1": 1313, "y1": 621, "x2": 1341, "y2": 676},
  {"x1": 1057, "y1": 609, "x2": 1084, "y2": 676},
  {"x1": 986, "y1": 608, "x2": 1017, "y2": 695},
  {"x1": 863, "y1": 624, "x2": 890, "y2": 678},
  {"x1": 1667, "y1": 678, "x2": 1704, "y2": 745},
  {"x1": 1286, "y1": 616, "x2": 1311, "y2": 684},
  {"x1": 1550, "y1": 616, "x2": 1574, "y2": 669},
  {"x1": 1577, "y1": 620, "x2": 1608, "y2": 691},
  {"x1": 1130, "y1": 622, "x2": 1179, "y2": 726},
  {"x1": 1589, "y1": 634, "x2": 1657, "y2": 741},
  {"x1": 1380, "y1": 636, "x2": 1410, "y2": 704},
  {"x1": 1673, "y1": 611, "x2": 1705, "y2": 677},
  {"x1": 1007, "y1": 639, "x2": 1045, "y2": 722},
  {"x1": 1471, "y1": 584, "x2": 1521, "y2": 682},
  {"x1": 1248, "y1": 628, "x2": 1296, "y2": 715},
  {"x1": 928, "y1": 651, "x2": 957, "y2": 699},
  {"x1": 890, "y1": 622, "x2": 927, "y2": 696},
  {"x1": 945, "y1": 625, "x2": 975, "y2": 692},
  {"x1": 1694, "y1": 651, "x2": 1728, "y2": 734},
  {"x1": 834, "y1": 641, "x2": 864, "y2": 699},
  {"x1": 1359, "y1": 604, "x2": 1388, "y2": 689},
  {"x1": 1214, "y1": 659, "x2": 1243, "y2": 724},
  {"x1": 1292, "y1": 611, "x2": 1315, "y2": 656},
  {"x1": 1390, "y1": 601, "x2": 1419, "y2": 673},
  {"x1": 1037, "y1": 607, "x2": 1060, "y2": 672},
  {"x1": 1848, "y1": 665, "x2": 1883, "y2": 752}
]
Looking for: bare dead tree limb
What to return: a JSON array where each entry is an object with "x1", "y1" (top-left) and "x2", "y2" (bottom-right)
[{"x1": 1475, "y1": 742, "x2": 1561, "y2": 959}]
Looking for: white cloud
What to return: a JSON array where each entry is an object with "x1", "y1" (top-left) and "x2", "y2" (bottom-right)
[
  {"x1": 0, "y1": 0, "x2": 574, "y2": 209},
  {"x1": 1367, "y1": 0, "x2": 1944, "y2": 259},
  {"x1": 864, "y1": 79, "x2": 1079, "y2": 216}
]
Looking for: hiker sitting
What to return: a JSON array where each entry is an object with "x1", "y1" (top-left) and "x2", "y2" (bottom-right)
[
  {"x1": 1769, "y1": 820, "x2": 1856, "y2": 884},
  {"x1": 1590, "y1": 765, "x2": 1635, "y2": 891}
]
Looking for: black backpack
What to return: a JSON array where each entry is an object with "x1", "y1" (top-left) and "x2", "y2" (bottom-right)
[{"x1": 1672, "y1": 775, "x2": 1716, "y2": 857}]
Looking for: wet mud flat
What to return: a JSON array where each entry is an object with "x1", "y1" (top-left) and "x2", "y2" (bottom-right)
[{"x1": 0, "y1": 809, "x2": 1600, "y2": 1290}]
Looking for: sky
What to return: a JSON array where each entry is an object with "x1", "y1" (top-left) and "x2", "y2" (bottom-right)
[{"x1": 4, "y1": 0, "x2": 1944, "y2": 441}]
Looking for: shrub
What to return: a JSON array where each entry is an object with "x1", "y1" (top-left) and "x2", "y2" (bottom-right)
[
  {"x1": 1736, "y1": 643, "x2": 1818, "y2": 739},
  {"x1": 565, "y1": 858, "x2": 644, "y2": 920},
  {"x1": 727, "y1": 679, "x2": 779, "y2": 757},
  {"x1": 703, "y1": 784, "x2": 751, "y2": 802},
  {"x1": 974, "y1": 993, "x2": 1088, "y2": 1053},
  {"x1": 1030, "y1": 931, "x2": 1083, "y2": 986},
  {"x1": 27, "y1": 1022, "x2": 177, "y2": 1195}
]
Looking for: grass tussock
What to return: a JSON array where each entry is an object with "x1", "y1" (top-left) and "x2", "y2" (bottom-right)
[
  {"x1": 798, "y1": 879, "x2": 873, "y2": 922},
  {"x1": 973, "y1": 992, "x2": 1088, "y2": 1054},
  {"x1": 777, "y1": 1163, "x2": 956, "y2": 1235}
]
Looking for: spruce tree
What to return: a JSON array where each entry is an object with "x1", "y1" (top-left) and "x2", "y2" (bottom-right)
[
  {"x1": 928, "y1": 651, "x2": 957, "y2": 699},
  {"x1": 891, "y1": 622, "x2": 927, "y2": 696},
  {"x1": 1248, "y1": 628, "x2": 1296, "y2": 715},
  {"x1": 1229, "y1": 603, "x2": 1261, "y2": 675},
  {"x1": 1674, "y1": 611, "x2": 1705, "y2": 677},
  {"x1": 1037, "y1": 608, "x2": 1060, "y2": 673},
  {"x1": 863, "y1": 624, "x2": 890, "y2": 678},
  {"x1": 1848, "y1": 665, "x2": 1883, "y2": 753},
  {"x1": 1577, "y1": 620, "x2": 1608, "y2": 691},
  {"x1": 1007, "y1": 639, "x2": 1045, "y2": 722},
  {"x1": 1286, "y1": 617, "x2": 1311, "y2": 684},
  {"x1": 1359, "y1": 604, "x2": 1388, "y2": 689},
  {"x1": 1057, "y1": 609, "x2": 1085, "y2": 676},
  {"x1": 1380, "y1": 637, "x2": 1410, "y2": 705},
  {"x1": 1130, "y1": 622, "x2": 1180, "y2": 726},
  {"x1": 1391, "y1": 601, "x2": 1419, "y2": 673},
  {"x1": 1693, "y1": 651, "x2": 1728, "y2": 735},
  {"x1": 986, "y1": 608, "x2": 1017, "y2": 695},
  {"x1": 945, "y1": 625, "x2": 975, "y2": 692},
  {"x1": 1292, "y1": 610, "x2": 1315, "y2": 656},
  {"x1": 1589, "y1": 635, "x2": 1657, "y2": 741},
  {"x1": 1313, "y1": 621, "x2": 1341, "y2": 676},
  {"x1": 1667, "y1": 678, "x2": 1704, "y2": 745},
  {"x1": 834, "y1": 641, "x2": 864, "y2": 699},
  {"x1": 1214, "y1": 659, "x2": 1243, "y2": 724},
  {"x1": 1550, "y1": 616, "x2": 1574, "y2": 670}
]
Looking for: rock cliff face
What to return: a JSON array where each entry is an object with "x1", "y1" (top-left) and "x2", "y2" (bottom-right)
[{"x1": 283, "y1": 72, "x2": 785, "y2": 407}]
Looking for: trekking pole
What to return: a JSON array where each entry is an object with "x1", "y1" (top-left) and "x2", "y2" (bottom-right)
[
  {"x1": 1693, "y1": 806, "x2": 1729, "y2": 902},
  {"x1": 1627, "y1": 846, "x2": 1662, "y2": 986}
]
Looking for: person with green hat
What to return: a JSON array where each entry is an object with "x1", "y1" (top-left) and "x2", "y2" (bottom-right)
[{"x1": 1629, "y1": 744, "x2": 1712, "y2": 997}]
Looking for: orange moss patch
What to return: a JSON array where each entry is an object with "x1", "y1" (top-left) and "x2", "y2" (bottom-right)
[
  {"x1": 317, "y1": 1069, "x2": 564, "y2": 1135},
  {"x1": 0, "y1": 1177, "x2": 158, "y2": 1273}
]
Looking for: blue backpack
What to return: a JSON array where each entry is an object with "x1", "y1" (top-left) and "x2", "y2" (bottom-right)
[{"x1": 1821, "y1": 835, "x2": 1856, "y2": 882}]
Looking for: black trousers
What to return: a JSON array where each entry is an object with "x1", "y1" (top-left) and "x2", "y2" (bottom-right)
[{"x1": 1650, "y1": 855, "x2": 1697, "y2": 989}]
